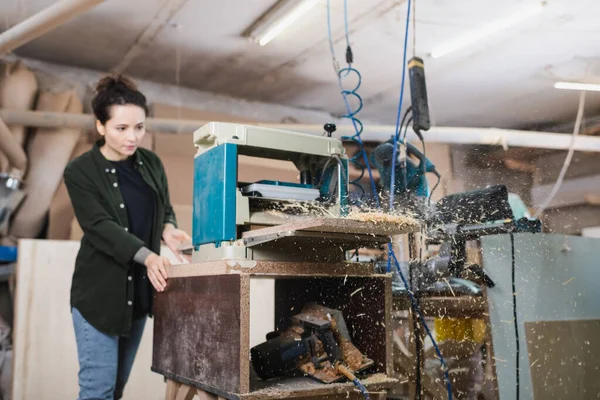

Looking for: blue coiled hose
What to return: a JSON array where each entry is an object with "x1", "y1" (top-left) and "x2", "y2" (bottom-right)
[
  {"x1": 327, "y1": 0, "x2": 380, "y2": 208},
  {"x1": 326, "y1": 2, "x2": 452, "y2": 398}
]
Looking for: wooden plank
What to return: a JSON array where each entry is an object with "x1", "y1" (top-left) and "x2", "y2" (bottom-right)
[
  {"x1": 240, "y1": 375, "x2": 396, "y2": 400},
  {"x1": 418, "y1": 296, "x2": 488, "y2": 319},
  {"x1": 242, "y1": 217, "x2": 419, "y2": 241},
  {"x1": 12, "y1": 240, "x2": 165, "y2": 400},
  {"x1": 168, "y1": 260, "x2": 378, "y2": 278},
  {"x1": 175, "y1": 385, "x2": 197, "y2": 400},
  {"x1": 153, "y1": 275, "x2": 243, "y2": 394},
  {"x1": 525, "y1": 319, "x2": 600, "y2": 400},
  {"x1": 165, "y1": 380, "x2": 180, "y2": 400},
  {"x1": 244, "y1": 230, "x2": 390, "y2": 250},
  {"x1": 238, "y1": 275, "x2": 250, "y2": 394}
]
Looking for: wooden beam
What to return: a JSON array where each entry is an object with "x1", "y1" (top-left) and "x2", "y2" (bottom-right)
[{"x1": 0, "y1": 0, "x2": 106, "y2": 57}]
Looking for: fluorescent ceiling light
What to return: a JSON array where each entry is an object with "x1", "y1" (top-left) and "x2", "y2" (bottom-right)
[
  {"x1": 554, "y1": 82, "x2": 600, "y2": 92},
  {"x1": 430, "y1": 2, "x2": 545, "y2": 58},
  {"x1": 244, "y1": 0, "x2": 320, "y2": 46}
]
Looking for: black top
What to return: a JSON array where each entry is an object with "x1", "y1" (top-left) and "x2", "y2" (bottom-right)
[
  {"x1": 110, "y1": 157, "x2": 156, "y2": 320},
  {"x1": 64, "y1": 141, "x2": 178, "y2": 336}
]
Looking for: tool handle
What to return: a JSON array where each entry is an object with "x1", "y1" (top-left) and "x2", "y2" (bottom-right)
[{"x1": 404, "y1": 141, "x2": 437, "y2": 174}]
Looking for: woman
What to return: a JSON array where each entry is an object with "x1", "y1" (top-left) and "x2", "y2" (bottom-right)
[{"x1": 64, "y1": 75, "x2": 191, "y2": 400}]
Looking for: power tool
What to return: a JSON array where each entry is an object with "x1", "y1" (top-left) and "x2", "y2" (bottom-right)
[
  {"x1": 371, "y1": 56, "x2": 437, "y2": 207},
  {"x1": 419, "y1": 185, "x2": 542, "y2": 296},
  {"x1": 408, "y1": 56, "x2": 430, "y2": 133},
  {"x1": 371, "y1": 138, "x2": 440, "y2": 205},
  {"x1": 250, "y1": 303, "x2": 374, "y2": 384}
]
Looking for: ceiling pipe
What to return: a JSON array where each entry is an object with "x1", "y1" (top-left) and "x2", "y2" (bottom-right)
[
  {"x1": 1, "y1": 108, "x2": 600, "y2": 152},
  {"x1": 0, "y1": 0, "x2": 106, "y2": 57}
]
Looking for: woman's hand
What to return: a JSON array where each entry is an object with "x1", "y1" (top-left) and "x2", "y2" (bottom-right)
[
  {"x1": 144, "y1": 253, "x2": 170, "y2": 292},
  {"x1": 162, "y1": 223, "x2": 192, "y2": 262}
]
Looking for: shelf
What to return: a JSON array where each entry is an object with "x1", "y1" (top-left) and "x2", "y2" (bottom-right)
[
  {"x1": 244, "y1": 374, "x2": 396, "y2": 400},
  {"x1": 393, "y1": 295, "x2": 487, "y2": 319}
]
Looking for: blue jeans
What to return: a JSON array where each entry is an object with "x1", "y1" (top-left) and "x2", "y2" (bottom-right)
[{"x1": 72, "y1": 307, "x2": 147, "y2": 400}]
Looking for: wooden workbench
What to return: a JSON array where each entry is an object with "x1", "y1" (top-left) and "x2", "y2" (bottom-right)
[{"x1": 153, "y1": 260, "x2": 397, "y2": 400}]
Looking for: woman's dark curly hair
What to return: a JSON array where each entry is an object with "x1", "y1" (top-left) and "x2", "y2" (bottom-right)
[{"x1": 91, "y1": 75, "x2": 149, "y2": 125}]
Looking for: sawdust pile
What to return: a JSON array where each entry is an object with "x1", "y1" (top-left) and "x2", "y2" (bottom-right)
[
  {"x1": 299, "y1": 361, "x2": 340, "y2": 382},
  {"x1": 346, "y1": 211, "x2": 420, "y2": 229},
  {"x1": 339, "y1": 339, "x2": 364, "y2": 371}
]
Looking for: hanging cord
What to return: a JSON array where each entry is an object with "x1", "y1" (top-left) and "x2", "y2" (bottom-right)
[
  {"x1": 326, "y1": 4, "x2": 451, "y2": 398},
  {"x1": 337, "y1": 364, "x2": 371, "y2": 399},
  {"x1": 533, "y1": 90, "x2": 586, "y2": 218},
  {"x1": 390, "y1": 250, "x2": 453, "y2": 399},
  {"x1": 401, "y1": 116, "x2": 413, "y2": 191},
  {"x1": 389, "y1": 0, "x2": 413, "y2": 210},
  {"x1": 412, "y1": 0, "x2": 416, "y2": 58},
  {"x1": 386, "y1": 2, "x2": 452, "y2": 397},
  {"x1": 327, "y1": 0, "x2": 379, "y2": 206},
  {"x1": 510, "y1": 233, "x2": 520, "y2": 400}
]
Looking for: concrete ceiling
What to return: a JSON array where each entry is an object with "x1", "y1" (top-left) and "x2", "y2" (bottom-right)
[{"x1": 2, "y1": 0, "x2": 600, "y2": 128}]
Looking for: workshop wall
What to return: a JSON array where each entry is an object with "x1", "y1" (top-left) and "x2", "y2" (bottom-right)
[
  {"x1": 12, "y1": 240, "x2": 186, "y2": 400},
  {"x1": 451, "y1": 145, "x2": 534, "y2": 207},
  {"x1": 482, "y1": 233, "x2": 600, "y2": 400},
  {"x1": 532, "y1": 151, "x2": 600, "y2": 234},
  {"x1": 8, "y1": 56, "x2": 348, "y2": 125},
  {"x1": 0, "y1": 58, "x2": 338, "y2": 240}
]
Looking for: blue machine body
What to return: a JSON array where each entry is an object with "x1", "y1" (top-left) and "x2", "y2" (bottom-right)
[
  {"x1": 371, "y1": 138, "x2": 436, "y2": 198},
  {"x1": 193, "y1": 143, "x2": 238, "y2": 247},
  {"x1": 192, "y1": 143, "x2": 349, "y2": 248}
]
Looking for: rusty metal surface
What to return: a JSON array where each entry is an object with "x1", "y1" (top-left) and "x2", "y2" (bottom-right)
[{"x1": 152, "y1": 275, "x2": 242, "y2": 394}]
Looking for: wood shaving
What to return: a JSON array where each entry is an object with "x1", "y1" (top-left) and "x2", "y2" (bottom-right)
[{"x1": 346, "y1": 211, "x2": 420, "y2": 229}]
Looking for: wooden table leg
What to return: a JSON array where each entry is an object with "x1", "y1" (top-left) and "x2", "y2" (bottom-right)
[
  {"x1": 165, "y1": 379, "x2": 180, "y2": 400},
  {"x1": 165, "y1": 378, "x2": 227, "y2": 400}
]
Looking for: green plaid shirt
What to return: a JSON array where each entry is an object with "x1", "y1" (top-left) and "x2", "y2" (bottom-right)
[{"x1": 64, "y1": 141, "x2": 177, "y2": 336}]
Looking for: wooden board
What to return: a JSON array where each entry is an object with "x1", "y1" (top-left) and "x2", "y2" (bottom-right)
[
  {"x1": 525, "y1": 319, "x2": 600, "y2": 400},
  {"x1": 168, "y1": 260, "x2": 379, "y2": 278},
  {"x1": 393, "y1": 296, "x2": 488, "y2": 319},
  {"x1": 242, "y1": 217, "x2": 419, "y2": 243},
  {"x1": 152, "y1": 275, "x2": 245, "y2": 396},
  {"x1": 242, "y1": 375, "x2": 395, "y2": 400},
  {"x1": 12, "y1": 240, "x2": 166, "y2": 400}
]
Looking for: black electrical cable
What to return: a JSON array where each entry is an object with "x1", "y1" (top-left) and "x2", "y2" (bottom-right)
[
  {"x1": 419, "y1": 134, "x2": 426, "y2": 180},
  {"x1": 400, "y1": 116, "x2": 413, "y2": 193},
  {"x1": 429, "y1": 175, "x2": 441, "y2": 203},
  {"x1": 396, "y1": 106, "x2": 413, "y2": 141},
  {"x1": 510, "y1": 233, "x2": 520, "y2": 400},
  {"x1": 406, "y1": 233, "x2": 422, "y2": 399},
  {"x1": 402, "y1": 117, "x2": 412, "y2": 143}
]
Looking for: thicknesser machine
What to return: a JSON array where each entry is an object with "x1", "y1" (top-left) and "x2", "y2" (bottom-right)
[{"x1": 191, "y1": 122, "x2": 350, "y2": 262}]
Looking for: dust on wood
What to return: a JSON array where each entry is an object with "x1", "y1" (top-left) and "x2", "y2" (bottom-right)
[
  {"x1": 246, "y1": 374, "x2": 394, "y2": 399},
  {"x1": 345, "y1": 211, "x2": 419, "y2": 231}
]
